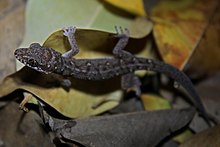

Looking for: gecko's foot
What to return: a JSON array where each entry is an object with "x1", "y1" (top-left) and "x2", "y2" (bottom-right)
[
  {"x1": 19, "y1": 93, "x2": 33, "y2": 112},
  {"x1": 114, "y1": 26, "x2": 129, "y2": 38},
  {"x1": 121, "y1": 73, "x2": 142, "y2": 96},
  {"x1": 63, "y1": 26, "x2": 76, "y2": 37}
]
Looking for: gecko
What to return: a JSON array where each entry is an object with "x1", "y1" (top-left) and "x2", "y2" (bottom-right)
[{"x1": 14, "y1": 26, "x2": 210, "y2": 125}]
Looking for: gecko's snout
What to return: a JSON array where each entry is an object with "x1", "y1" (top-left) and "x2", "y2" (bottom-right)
[
  {"x1": 14, "y1": 48, "x2": 27, "y2": 57},
  {"x1": 14, "y1": 48, "x2": 29, "y2": 64},
  {"x1": 14, "y1": 49, "x2": 21, "y2": 59},
  {"x1": 14, "y1": 49, "x2": 22, "y2": 60}
]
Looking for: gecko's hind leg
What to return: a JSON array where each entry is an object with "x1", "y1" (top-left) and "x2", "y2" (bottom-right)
[
  {"x1": 121, "y1": 73, "x2": 142, "y2": 96},
  {"x1": 113, "y1": 26, "x2": 134, "y2": 59},
  {"x1": 62, "y1": 26, "x2": 79, "y2": 58}
]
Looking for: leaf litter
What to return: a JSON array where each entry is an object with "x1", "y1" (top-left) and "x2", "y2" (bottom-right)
[{"x1": 0, "y1": 0, "x2": 219, "y2": 146}]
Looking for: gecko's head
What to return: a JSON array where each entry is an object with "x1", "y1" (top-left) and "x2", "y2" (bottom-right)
[{"x1": 14, "y1": 43, "x2": 59, "y2": 73}]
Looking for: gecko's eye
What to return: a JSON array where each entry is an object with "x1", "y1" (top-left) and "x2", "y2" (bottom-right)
[
  {"x1": 28, "y1": 58, "x2": 38, "y2": 67},
  {"x1": 30, "y1": 43, "x2": 41, "y2": 49}
]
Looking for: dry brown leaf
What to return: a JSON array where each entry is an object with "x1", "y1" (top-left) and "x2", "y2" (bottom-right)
[
  {"x1": 187, "y1": 3, "x2": 220, "y2": 78},
  {"x1": 151, "y1": 0, "x2": 218, "y2": 69}
]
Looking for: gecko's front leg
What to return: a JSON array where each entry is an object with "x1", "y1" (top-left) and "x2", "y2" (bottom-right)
[
  {"x1": 60, "y1": 26, "x2": 80, "y2": 86},
  {"x1": 62, "y1": 26, "x2": 79, "y2": 58}
]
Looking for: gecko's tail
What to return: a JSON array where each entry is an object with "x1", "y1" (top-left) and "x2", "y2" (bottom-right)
[{"x1": 139, "y1": 58, "x2": 211, "y2": 126}]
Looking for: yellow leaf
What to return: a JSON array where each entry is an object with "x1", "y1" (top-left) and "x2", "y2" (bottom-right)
[
  {"x1": 129, "y1": 17, "x2": 153, "y2": 38},
  {"x1": 141, "y1": 94, "x2": 171, "y2": 110},
  {"x1": 173, "y1": 130, "x2": 193, "y2": 143},
  {"x1": 105, "y1": 0, "x2": 146, "y2": 16}
]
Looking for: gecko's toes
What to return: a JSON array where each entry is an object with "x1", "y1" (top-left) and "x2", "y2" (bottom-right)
[
  {"x1": 114, "y1": 26, "x2": 129, "y2": 38},
  {"x1": 63, "y1": 27, "x2": 69, "y2": 36},
  {"x1": 124, "y1": 28, "x2": 129, "y2": 35},
  {"x1": 68, "y1": 26, "x2": 76, "y2": 33},
  {"x1": 63, "y1": 26, "x2": 76, "y2": 36}
]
